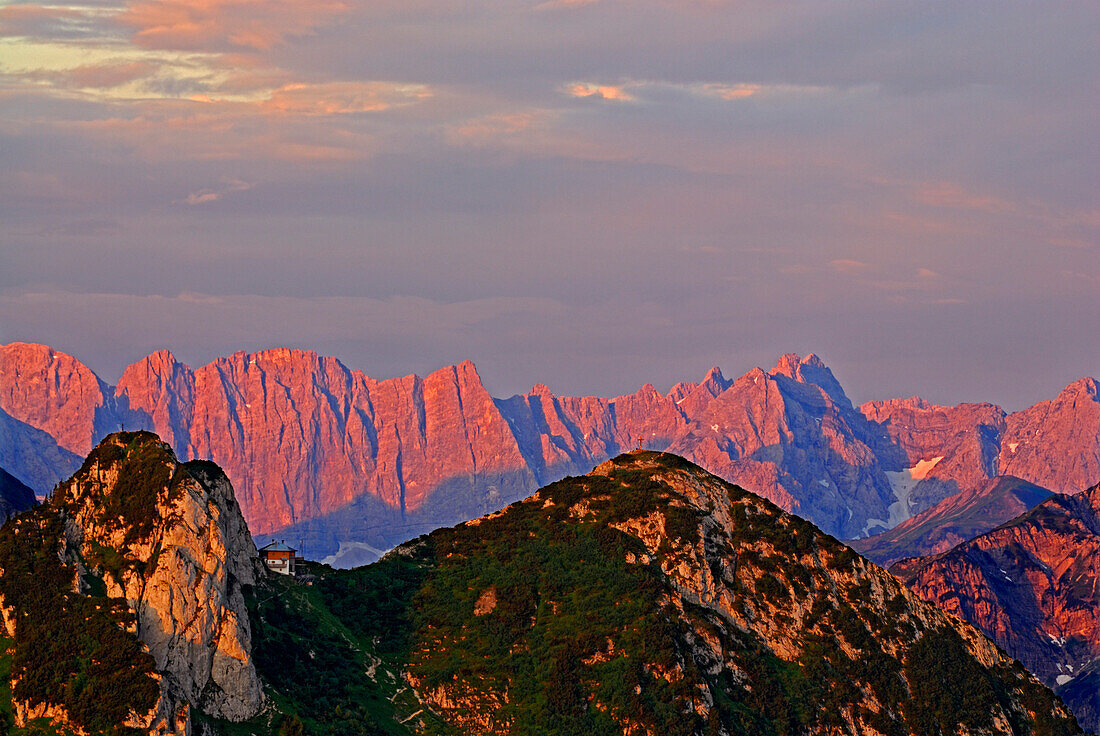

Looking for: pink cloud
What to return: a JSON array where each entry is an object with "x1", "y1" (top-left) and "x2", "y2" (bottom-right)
[
  {"x1": 28, "y1": 61, "x2": 159, "y2": 89},
  {"x1": 119, "y1": 0, "x2": 348, "y2": 51},
  {"x1": 261, "y1": 82, "x2": 431, "y2": 116},
  {"x1": 828, "y1": 258, "x2": 873, "y2": 274},
  {"x1": 915, "y1": 182, "x2": 1014, "y2": 214},
  {"x1": 703, "y1": 83, "x2": 762, "y2": 100},
  {"x1": 449, "y1": 112, "x2": 541, "y2": 143},
  {"x1": 568, "y1": 83, "x2": 634, "y2": 101},
  {"x1": 183, "y1": 177, "x2": 251, "y2": 205},
  {"x1": 534, "y1": 0, "x2": 600, "y2": 9},
  {"x1": 0, "y1": 4, "x2": 89, "y2": 38},
  {"x1": 62, "y1": 100, "x2": 377, "y2": 162}
]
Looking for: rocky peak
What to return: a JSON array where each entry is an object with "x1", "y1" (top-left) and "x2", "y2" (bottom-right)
[
  {"x1": 667, "y1": 366, "x2": 732, "y2": 418},
  {"x1": 0, "y1": 431, "x2": 265, "y2": 735},
  {"x1": 116, "y1": 350, "x2": 195, "y2": 450},
  {"x1": 529, "y1": 382, "x2": 555, "y2": 397},
  {"x1": 861, "y1": 395, "x2": 934, "y2": 416},
  {"x1": 700, "y1": 365, "x2": 728, "y2": 389},
  {"x1": 902, "y1": 482, "x2": 1100, "y2": 731},
  {"x1": 1065, "y1": 376, "x2": 1100, "y2": 399},
  {"x1": 998, "y1": 376, "x2": 1100, "y2": 493},
  {"x1": 770, "y1": 352, "x2": 853, "y2": 411},
  {"x1": 770, "y1": 352, "x2": 804, "y2": 378}
]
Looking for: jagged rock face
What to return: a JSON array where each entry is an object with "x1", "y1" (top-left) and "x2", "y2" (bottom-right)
[
  {"x1": 861, "y1": 397, "x2": 1006, "y2": 512},
  {"x1": 2, "y1": 341, "x2": 1098, "y2": 565},
  {"x1": 998, "y1": 378, "x2": 1100, "y2": 493},
  {"x1": 854, "y1": 475, "x2": 1053, "y2": 567},
  {"x1": 0, "y1": 465, "x2": 36, "y2": 523},
  {"x1": 901, "y1": 483, "x2": 1100, "y2": 732},
  {"x1": 292, "y1": 452, "x2": 1080, "y2": 735},
  {"x1": 667, "y1": 357, "x2": 896, "y2": 539},
  {"x1": 0, "y1": 342, "x2": 113, "y2": 456},
  {"x1": 121, "y1": 350, "x2": 539, "y2": 552},
  {"x1": 1, "y1": 432, "x2": 265, "y2": 735}
]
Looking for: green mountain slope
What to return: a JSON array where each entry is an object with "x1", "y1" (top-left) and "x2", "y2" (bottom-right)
[{"x1": 240, "y1": 451, "x2": 1081, "y2": 736}]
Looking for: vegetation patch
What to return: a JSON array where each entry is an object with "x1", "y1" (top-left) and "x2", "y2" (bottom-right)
[{"x1": 0, "y1": 508, "x2": 157, "y2": 736}]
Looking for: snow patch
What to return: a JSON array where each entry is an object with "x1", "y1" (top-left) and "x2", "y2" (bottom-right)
[
  {"x1": 1008, "y1": 442, "x2": 1019, "y2": 453},
  {"x1": 818, "y1": 479, "x2": 830, "y2": 488},
  {"x1": 868, "y1": 456, "x2": 946, "y2": 532},
  {"x1": 1057, "y1": 674, "x2": 1073, "y2": 686},
  {"x1": 909, "y1": 456, "x2": 944, "y2": 480}
]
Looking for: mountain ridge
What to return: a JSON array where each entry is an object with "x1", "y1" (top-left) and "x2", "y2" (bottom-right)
[
  {"x1": 2, "y1": 341, "x2": 1098, "y2": 565},
  {"x1": 853, "y1": 474, "x2": 1054, "y2": 566},
  {"x1": 243, "y1": 449, "x2": 1083, "y2": 735}
]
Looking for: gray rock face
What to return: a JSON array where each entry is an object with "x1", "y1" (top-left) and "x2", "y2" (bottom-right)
[{"x1": 53, "y1": 432, "x2": 265, "y2": 733}]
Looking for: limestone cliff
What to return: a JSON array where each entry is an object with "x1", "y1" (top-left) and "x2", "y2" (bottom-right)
[
  {"x1": 0, "y1": 431, "x2": 264, "y2": 735},
  {"x1": 998, "y1": 377, "x2": 1100, "y2": 493}
]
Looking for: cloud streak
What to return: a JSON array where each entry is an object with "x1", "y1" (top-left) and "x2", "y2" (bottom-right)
[{"x1": 0, "y1": 0, "x2": 1096, "y2": 409}]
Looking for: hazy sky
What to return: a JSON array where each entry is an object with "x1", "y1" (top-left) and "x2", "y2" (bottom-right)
[{"x1": 0, "y1": 0, "x2": 1097, "y2": 409}]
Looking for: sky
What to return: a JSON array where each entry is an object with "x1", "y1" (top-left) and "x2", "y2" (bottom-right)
[{"x1": 0, "y1": 0, "x2": 1097, "y2": 409}]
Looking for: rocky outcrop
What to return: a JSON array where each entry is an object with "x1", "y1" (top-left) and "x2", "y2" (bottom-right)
[
  {"x1": 0, "y1": 431, "x2": 265, "y2": 735},
  {"x1": 901, "y1": 483, "x2": 1100, "y2": 732},
  {"x1": 854, "y1": 475, "x2": 1052, "y2": 566},
  {"x1": 2, "y1": 341, "x2": 1098, "y2": 565}
]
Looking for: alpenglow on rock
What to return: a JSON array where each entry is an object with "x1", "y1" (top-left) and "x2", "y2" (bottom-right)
[
  {"x1": 2, "y1": 341, "x2": 1099, "y2": 565},
  {"x1": 898, "y1": 482, "x2": 1100, "y2": 733},
  {"x1": 0, "y1": 431, "x2": 265, "y2": 735}
]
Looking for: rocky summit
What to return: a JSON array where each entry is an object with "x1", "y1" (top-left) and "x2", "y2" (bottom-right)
[
  {"x1": 2, "y1": 342, "x2": 1099, "y2": 565},
  {"x1": 898, "y1": 482, "x2": 1100, "y2": 733},
  {"x1": 242, "y1": 451, "x2": 1079, "y2": 735},
  {"x1": 0, "y1": 431, "x2": 265, "y2": 736}
]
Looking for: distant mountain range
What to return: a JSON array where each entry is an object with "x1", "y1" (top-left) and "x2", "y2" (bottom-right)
[
  {"x1": 1, "y1": 342, "x2": 1097, "y2": 565},
  {"x1": 0, "y1": 434, "x2": 1081, "y2": 735}
]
